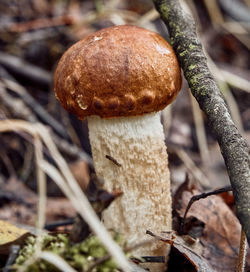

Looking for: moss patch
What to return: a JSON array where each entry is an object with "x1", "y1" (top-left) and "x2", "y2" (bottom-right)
[{"x1": 14, "y1": 233, "x2": 126, "y2": 272}]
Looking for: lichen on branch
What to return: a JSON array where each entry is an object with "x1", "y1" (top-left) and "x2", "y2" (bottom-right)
[{"x1": 153, "y1": 0, "x2": 250, "y2": 244}]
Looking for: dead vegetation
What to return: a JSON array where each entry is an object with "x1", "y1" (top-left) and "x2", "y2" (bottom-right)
[{"x1": 0, "y1": 0, "x2": 249, "y2": 271}]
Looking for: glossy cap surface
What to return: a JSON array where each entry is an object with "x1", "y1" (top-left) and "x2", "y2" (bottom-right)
[{"x1": 54, "y1": 25, "x2": 182, "y2": 118}]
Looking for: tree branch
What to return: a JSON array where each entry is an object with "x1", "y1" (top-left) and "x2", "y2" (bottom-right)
[{"x1": 153, "y1": 0, "x2": 250, "y2": 244}]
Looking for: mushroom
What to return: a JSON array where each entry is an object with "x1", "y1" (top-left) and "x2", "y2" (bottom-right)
[{"x1": 54, "y1": 25, "x2": 181, "y2": 271}]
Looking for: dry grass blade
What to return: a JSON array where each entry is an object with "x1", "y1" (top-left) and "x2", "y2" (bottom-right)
[
  {"x1": 207, "y1": 56, "x2": 244, "y2": 134},
  {"x1": 34, "y1": 135, "x2": 46, "y2": 232},
  {"x1": 1, "y1": 78, "x2": 69, "y2": 139},
  {"x1": 170, "y1": 146, "x2": 210, "y2": 188},
  {"x1": 203, "y1": 0, "x2": 224, "y2": 26},
  {"x1": 189, "y1": 91, "x2": 210, "y2": 166},
  {"x1": 136, "y1": 9, "x2": 159, "y2": 27},
  {"x1": 219, "y1": 81, "x2": 244, "y2": 133},
  {"x1": 40, "y1": 252, "x2": 78, "y2": 272},
  {"x1": 36, "y1": 124, "x2": 133, "y2": 271},
  {"x1": 0, "y1": 119, "x2": 133, "y2": 272},
  {"x1": 219, "y1": 69, "x2": 250, "y2": 94},
  {"x1": 16, "y1": 250, "x2": 78, "y2": 272}
]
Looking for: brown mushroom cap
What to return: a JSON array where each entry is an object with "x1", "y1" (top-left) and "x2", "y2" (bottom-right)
[{"x1": 54, "y1": 25, "x2": 182, "y2": 119}]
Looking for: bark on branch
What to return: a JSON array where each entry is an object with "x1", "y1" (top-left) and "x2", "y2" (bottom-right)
[{"x1": 153, "y1": 0, "x2": 250, "y2": 244}]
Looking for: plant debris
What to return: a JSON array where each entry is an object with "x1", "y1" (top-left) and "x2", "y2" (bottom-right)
[
  {"x1": 146, "y1": 230, "x2": 214, "y2": 272},
  {"x1": 14, "y1": 233, "x2": 127, "y2": 272}
]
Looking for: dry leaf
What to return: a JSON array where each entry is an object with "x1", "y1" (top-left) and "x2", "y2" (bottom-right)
[
  {"x1": 147, "y1": 230, "x2": 214, "y2": 272},
  {"x1": 0, "y1": 220, "x2": 30, "y2": 255},
  {"x1": 175, "y1": 180, "x2": 244, "y2": 272}
]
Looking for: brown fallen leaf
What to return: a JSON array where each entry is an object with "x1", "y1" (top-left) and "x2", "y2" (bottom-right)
[
  {"x1": 0, "y1": 220, "x2": 30, "y2": 255},
  {"x1": 146, "y1": 230, "x2": 214, "y2": 272},
  {"x1": 174, "y1": 179, "x2": 246, "y2": 272}
]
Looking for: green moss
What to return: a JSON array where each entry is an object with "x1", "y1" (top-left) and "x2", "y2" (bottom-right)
[
  {"x1": 14, "y1": 233, "x2": 126, "y2": 272},
  {"x1": 189, "y1": 44, "x2": 197, "y2": 50},
  {"x1": 188, "y1": 64, "x2": 196, "y2": 70},
  {"x1": 160, "y1": 5, "x2": 170, "y2": 18},
  {"x1": 190, "y1": 74, "x2": 201, "y2": 85},
  {"x1": 179, "y1": 50, "x2": 187, "y2": 57}
]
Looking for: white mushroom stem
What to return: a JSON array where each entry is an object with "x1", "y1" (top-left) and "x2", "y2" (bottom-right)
[{"x1": 88, "y1": 112, "x2": 172, "y2": 271}]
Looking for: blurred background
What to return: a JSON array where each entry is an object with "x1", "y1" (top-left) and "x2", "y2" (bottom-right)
[{"x1": 0, "y1": 0, "x2": 249, "y2": 270}]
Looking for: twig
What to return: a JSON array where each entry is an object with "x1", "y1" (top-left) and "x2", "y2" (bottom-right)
[
  {"x1": 169, "y1": 146, "x2": 210, "y2": 188},
  {"x1": 9, "y1": 16, "x2": 73, "y2": 32},
  {"x1": 146, "y1": 230, "x2": 203, "y2": 259},
  {"x1": 0, "y1": 77, "x2": 93, "y2": 166},
  {"x1": 236, "y1": 228, "x2": 247, "y2": 272},
  {"x1": 44, "y1": 218, "x2": 75, "y2": 230},
  {"x1": 0, "y1": 82, "x2": 37, "y2": 123},
  {"x1": 1, "y1": 78, "x2": 70, "y2": 140},
  {"x1": 0, "y1": 81, "x2": 93, "y2": 166},
  {"x1": 153, "y1": 0, "x2": 250, "y2": 245},
  {"x1": 0, "y1": 64, "x2": 68, "y2": 139},
  {"x1": 180, "y1": 186, "x2": 232, "y2": 233},
  {"x1": 0, "y1": 52, "x2": 51, "y2": 87}
]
